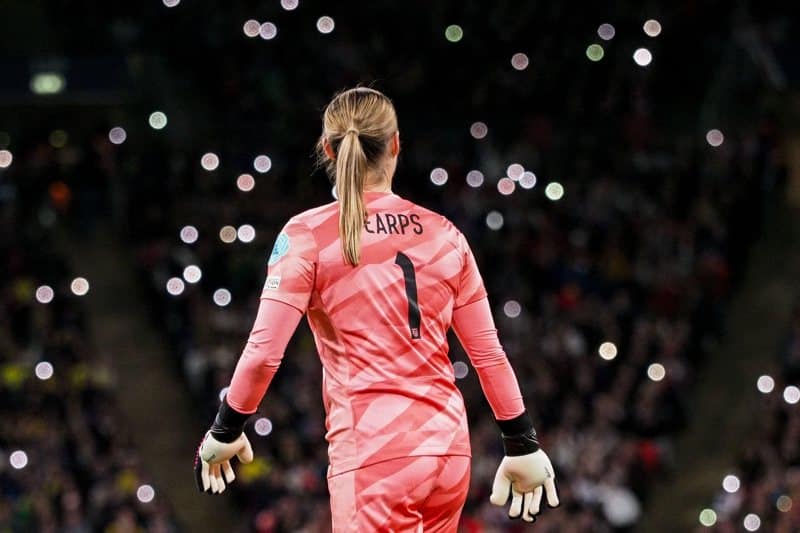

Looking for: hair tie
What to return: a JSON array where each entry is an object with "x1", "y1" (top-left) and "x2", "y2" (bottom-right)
[{"x1": 346, "y1": 127, "x2": 359, "y2": 136}]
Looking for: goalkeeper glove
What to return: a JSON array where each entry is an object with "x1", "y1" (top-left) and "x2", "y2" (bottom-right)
[
  {"x1": 194, "y1": 397, "x2": 254, "y2": 494},
  {"x1": 489, "y1": 411, "x2": 559, "y2": 522}
]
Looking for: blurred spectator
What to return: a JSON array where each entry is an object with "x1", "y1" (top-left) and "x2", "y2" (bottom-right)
[
  {"x1": 704, "y1": 301, "x2": 800, "y2": 532},
  {"x1": 0, "y1": 142, "x2": 178, "y2": 532}
]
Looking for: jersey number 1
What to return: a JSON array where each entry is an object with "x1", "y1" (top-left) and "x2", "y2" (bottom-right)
[{"x1": 394, "y1": 252, "x2": 421, "y2": 339}]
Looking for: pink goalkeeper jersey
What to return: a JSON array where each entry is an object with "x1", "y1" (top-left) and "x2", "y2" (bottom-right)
[{"x1": 262, "y1": 191, "x2": 487, "y2": 475}]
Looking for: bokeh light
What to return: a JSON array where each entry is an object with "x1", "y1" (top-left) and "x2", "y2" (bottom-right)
[
  {"x1": 633, "y1": 48, "x2": 653, "y2": 66},
  {"x1": 519, "y1": 171, "x2": 537, "y2": 189},
  {"x1": 254, "y1": 417, "x2": 274, "y2": 436},
  {"x1": 445, "y1": 25, "x2": 463, "y2": 42},
  {"x1": 470, "y1": 121, "x2": 488, "y2": 139},
  {"x1": 213, "y1": 288, "x2": 232, "y2": 307},
  {"x1": 545, "y1": 182, "x2": 564, "y2": 201},
  {"x1": 148, "y1": 111, "x2": 168, "y2": 130},
  {"x1": 722, "y1": 474, "x2": 740, "y2": 493},
  {"x1": 218, "y1": 386, "x2": 229, "y2": 402},
  {"x1": 201, "y1": 152, "x2": 220, "y2": 171},
  {"x1": 430, "y1": 167, "x2": 448, "y2": 186},
  {"x1": 108, "y1": 127, "x2": 127, "y2": 145},
  {"x1": 506, "y1": 164, "x2": 524, "y2": 180},
  {"x1": 511, "y1": 53, "x2": 529, "y2": 71},
  {"x1": 453, "y1": 361, "x2": 469, "y2": 379},
  {"x1": 743, "y1": 513, "x2": 761, "y2": 531},
  {"x1": 466, "y1": 170, "x2": 484, "y2": 188},
  {"x1": 9, "y1": 450, "x2": 28, "y2": 470},
  {"x1": 237, "y1": 173, "x2": 255, "y2": 192},
  {"x1": 486, "y1": 211, "x2": 504, "y2": 230},
  {"x1": 317, "y1": 16, "x2": 335, "y2": 34},
  {"x1": 163, "y1": 0, "x2": 180, "y2": 7},
  {"x1": 254, "y1": 155, "x2": 272, "y2": 173},
  {"x1": 776, "y1": 495, "x2": 792, "y2": 513},
  {"x1": 598, "y1": 23, "x2": 615, "y2": 40},
  {"x1": 49, "y1": 130, "x2": 68, "y2": 148},
  {"x1": 136, "y1": 484, "x2": 155, "y2": 503},
  {"x1": 706, "y1": 129, "x2": 724, "y2": 147},
  {"x1": 166, "y1": 277, "x2": 185, "y2": 296},
  {"x1": 599, "y1": 342, "x2": 618, "y2": 361},
  {"x1": 259, "y1": 22, "x2": 278, "y2": 40},
  {"x1": 35, "y1": 361, "x2": 54, "y2": 380},
  {"x1": 35, "y1": 285, "x2": 54, "y2": 304},
  {"x1": 70, "y1": 277, "x2": 89, "y2": 296},
  {"x1": 756, "y1": 375, "x2": 774, "y2": 394},
  {"x1": 237, "y1": 224, "x2": 256, "y2": 243},
  {"x1": 647, "y1": 363, "x2": 666, "y2": 381},
  {"x1": 219, "y1": 225, "x2": 237, "y2": 244},
  {"x1": 643, "y1": 19, "x2": 662, "y2": 37},
  {"x1": 497, "y1": 177, "x2": 515, "y2": 195},
  {"x1": 183, "y1": 265, "x2": 202, "y2": 284},
  {"x1": 280, "y1": 0, "x2": 299, "y2": 10},
  {"x1": 243, "y1": 19, "x2": 260, "y2": 38},
  {"x1": 503, "y1": 300, "x2": 521, "y2": 318},
  {"x1": 180, "y1": 225, "x2": 198, "y2": 244},
  {"x1": 30, "y1": 72, "x2": 65, "y2": 95},
  {"x1": 699, "y1": 509, "x2": 717, "y2": 527},
  {"x1": 0, "y1": 149, "x2": 14, "y2": 168},
  {"x1": 783, "y1": 385, "x2": 800, "y2": 404},
  {"x1": 586, "y1": 44, "x2": 604, "y2": 61}
]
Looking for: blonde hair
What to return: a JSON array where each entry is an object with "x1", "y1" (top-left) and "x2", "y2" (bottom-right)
[{"x1": 316, "y1": 87, "x2": 398, "y2": 266}]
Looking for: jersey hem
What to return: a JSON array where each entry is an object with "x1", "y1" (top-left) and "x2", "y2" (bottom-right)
[{"x1": 327, "y1": 447, "x2": 472, "y2": 478}]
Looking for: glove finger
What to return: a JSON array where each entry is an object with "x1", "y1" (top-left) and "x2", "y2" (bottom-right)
[
  {"x1": 222, "y1": 460, "x2": 236, "y2": 483},
  {"x1": 544, "y1": 477, "x2": 560, "y2": 508},
  {"x1": 237, "y1": 435, "x2": 254, "y2": 464},
  {"x1": 214, "y1": 463, "x2": 227, "y2": 494},
  {"x1": 508, "y1": 488, "x2": 524, "y2": 519},
  {"x1": 209, "y1": 463, "x2": 221, "y2": 494},
  {"x1": 489, "y1": 464, "x2": 512, "y2": 506},
  {"x1": 528, "y1": 486, "x2": 543, "y2": 517},
  {"x1": 521, "y1": 492, "x2": 536, "y2": 523},
  {"x1": 201, "y1": 460, "x2": 211, "y2": 492}
]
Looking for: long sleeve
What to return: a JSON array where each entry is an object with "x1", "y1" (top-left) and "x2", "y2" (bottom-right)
[
  {"x1": 225, "y1": 298, "x2": 304, "y2": 414},
  {"x1": 225, "y1": 219, "x2": 316, "y2": 413},
  {"x1": 452, "y1": 296, "x2": 525, "y2": 421}
]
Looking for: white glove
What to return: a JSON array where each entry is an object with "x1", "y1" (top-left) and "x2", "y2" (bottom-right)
[
  {"x1": 490, "y1": 449, "x2": 559, "y2": 522},
  {"x1": 195, "y1": 431, "x2": 254, "y2": 494}
]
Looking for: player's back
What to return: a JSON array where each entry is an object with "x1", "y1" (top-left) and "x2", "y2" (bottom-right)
[{"x1": 286, "y1": 191, "x2": 485, "y2": 475}]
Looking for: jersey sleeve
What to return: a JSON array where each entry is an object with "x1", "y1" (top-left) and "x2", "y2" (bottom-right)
[
  {"x1": 452, "y1": 297, "x2": 525, "y2": 420},
  {"x1": 261, "y1": 217, "x2": 317, "y2": 313},
  {"x1": 226, "y1": 299, "x2": 304, "y2": 414},
  {"x1": 454, "y1": 231, "x2": 488, "y2": 309}
]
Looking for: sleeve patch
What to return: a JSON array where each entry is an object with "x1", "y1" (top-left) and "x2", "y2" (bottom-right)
[
  {"x1": 264, "y1": 275, "x2": 281, "y2": 290},
  {"x1": 268, "y1": 232, "x2": 290, "y2": 265}
]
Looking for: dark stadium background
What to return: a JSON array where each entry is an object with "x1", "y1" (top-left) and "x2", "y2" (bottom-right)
[{"x1": 1, "y1": 1, "x2": 799, "y2": 531}]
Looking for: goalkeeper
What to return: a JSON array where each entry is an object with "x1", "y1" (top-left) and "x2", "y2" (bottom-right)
[{"x1": 194, "y1": 87, "x2": 559, "y2": 531}]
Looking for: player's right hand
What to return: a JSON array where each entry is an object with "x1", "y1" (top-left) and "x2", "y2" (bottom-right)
[
  {"x1": 489, "y1": 448, "x2": 559, "y2": 522},
  {"x1": 194, "y1": 431, "x2": 254, "y2": 494}
]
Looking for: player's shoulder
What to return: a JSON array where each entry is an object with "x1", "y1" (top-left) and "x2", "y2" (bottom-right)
[
  {"x1": 287, "y1": 201, "x2": 339, "y2": 230},
  {"x1": 400, "y1": 196, "x2": 463, "y2": 241}
]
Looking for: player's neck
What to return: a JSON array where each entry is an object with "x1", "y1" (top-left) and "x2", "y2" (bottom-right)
[{"x1": 363, "y1": 173, "x2": 393, "y2": 193}]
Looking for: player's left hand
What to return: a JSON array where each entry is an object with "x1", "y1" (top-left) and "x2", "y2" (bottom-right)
[
  {"x1": 194, "y1": 431, "x2": 254, "y2": 494},
  {"x1": 490, "y1": 448, "x2": 558, "y2": 522}
]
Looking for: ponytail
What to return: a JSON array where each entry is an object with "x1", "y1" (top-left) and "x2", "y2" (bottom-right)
[
  {"x1": 316, "y1": 87, "x2": 398, "y2": 266},
  {"x1": 336, "y1": 129, "x2": 367, "y2": 266}
]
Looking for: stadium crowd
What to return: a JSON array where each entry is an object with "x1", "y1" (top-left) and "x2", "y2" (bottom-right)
[
  {"x1": 125, "y1": 75, "x2": 782, "y2": 533},
  {"x1": 1, "y1": 1, "x2": 794, "y2": 532},
  {"x1": 704, "y1": 300, "x2": 800, "y2": 532},
  {"x1": 0, "y1": 141, "x2": 178, "y2": 532}
]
